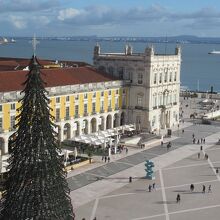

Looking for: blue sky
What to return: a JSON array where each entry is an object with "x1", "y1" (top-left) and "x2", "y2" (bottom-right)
[{"x1": 1, "y1": 0, "x2": 220, "y2": 37}]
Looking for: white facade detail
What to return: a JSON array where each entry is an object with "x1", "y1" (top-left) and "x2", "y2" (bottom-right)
[{"x1": 93, "y1": 44, "x2": 181, "y2": 132}]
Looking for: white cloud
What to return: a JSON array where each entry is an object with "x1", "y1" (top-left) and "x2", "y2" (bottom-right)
[
  {"x1": 10, "y1": 15, "x2": 27, "y2": 29},
  {"x1": 58, "y1": 8, "x2": 82, "y2": 21}
]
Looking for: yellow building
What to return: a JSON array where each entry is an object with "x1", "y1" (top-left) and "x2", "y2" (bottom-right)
[{"x1": 0, "y1": 60, "x2": 128, "y2": 155}]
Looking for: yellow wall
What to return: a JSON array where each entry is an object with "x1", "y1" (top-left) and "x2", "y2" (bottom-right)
[
  {"x1": 104, "y1": 90, "x2": 108, "y2": 111},
  {"x1": 79, "y1": 94, "x2": 84, "y2": 116},
  {"x1": 88, "y1": 92, "x2": 92, "y2": 114},
  {"x1": 2, "y1": 104, "x2": 10, "y2": 131},
  {"x1": 70, "y1": 95, "x2": 74, "y2": 117},
  {"x1": 0, "y1": 86, "x2": 127, "y2": 133}
]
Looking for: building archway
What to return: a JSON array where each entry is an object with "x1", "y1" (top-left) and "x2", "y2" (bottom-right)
[
  {"x1": 106, "y1": 114, "x2": 112, "y2": 129},
  {"x1": 120, "y1": 112, "x2": 126, "y2": 126},
  {"x1": 0, "y1": 137, "x2": 5, "y2": 155},
  {"x1": 63, "y1": 123, "x2": 71, "y2": 140},
  {"x1": 113, "y1": 113, "x2": 120, "y2": 128},
  {"x1": 91, "y1": 118, "x2": 97, "y2": 133}
]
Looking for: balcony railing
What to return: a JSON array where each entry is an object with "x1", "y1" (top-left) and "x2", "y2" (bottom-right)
[
  {"x1": 100, "y1": 109, "x2": 105, "y2": 113},
  {"x1": 153, "y1": 106, "x2": 157, "y2": 110},
  {"x1": 56, "y1": 118, "x2": 61, "y2": 122},
  {"x1": 92, "y1": 111, "x2": 97, "y2": 115},
  {"x1": 108, "y1": 107, "x2": 112, "y2": 112},
  {"x1": 74, "y1": 114, "x2": 79, "y2": 118},
  {"x1": 84, "y1": 112, "x2": 89, "y2": 117}
]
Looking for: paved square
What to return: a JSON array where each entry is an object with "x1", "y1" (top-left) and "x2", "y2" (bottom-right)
[{"x1": 75, "y1": 143, "x2": 220, "y2": 220}]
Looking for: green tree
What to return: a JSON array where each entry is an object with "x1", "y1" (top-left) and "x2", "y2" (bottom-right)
[{"x1": 0, "y1": 55, "x2": 74, "y2": 219}]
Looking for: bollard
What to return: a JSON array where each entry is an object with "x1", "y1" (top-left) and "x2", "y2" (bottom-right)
[{"x1": 129, "y1": 176, "x2": 132, "y2": 183}]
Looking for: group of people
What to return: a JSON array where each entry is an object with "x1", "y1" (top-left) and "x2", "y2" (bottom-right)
[
  {"x1": 148, "y1": 183, "x2": 156, "y2": 192},
  {"x1": 101, "y1": 156, "x2": 111, "y2": 163},
  {"x1": 192, "y1": 133, "x2": 206, "y2": 145},
  {"x1": 176, "y1": 184, "x2": 212, "y2": 203}
]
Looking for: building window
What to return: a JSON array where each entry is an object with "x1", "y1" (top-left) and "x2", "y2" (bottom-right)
[
  {"x1": 10, "y1": 115, "x2": 15, "y2": 130},
  {"x1": 108, "y1": 100, "x2": 111, "y2": 109},
  {"x1": 0, "y1": 118, "x2": 3, "y2": 130},
  {"x1": 0, "y1": 105, "x2": 2, "y2": 112},
  {"x1": 164, "y1": 72, "x2": 168, "y2": 83},
  {"x1": 169, "y1": 73, "x2": 172, "y2": 82},
  {"x1": 75, "y1": 94, "x2": 79, "y2": 100},
  {"x1": 108, "y1": 66, "x2": 114, "y2": 75},
  {"x1": 56, "y1": 108, "x2": 60, "y2": 120},
  {"x1": 154, "y1": 73, "x2": 157, "y2": 84},
  {"x1": 92, "y1": 102, "x2": 96, "y2": 113},
  {"x1": 118, "y1": 67, "x2": 124, "y2": 79},
  {"x1": 138, "y1": 73, "x2": 143, "y2": 84},
  {"x1": 101, "y1": 91, "x2": 104, "y2": 96},
  {"x1": 56, "y1": 97, "x2": 60, "y2": 103},
  {"x1": 159, "y1": 95, "x2": 162, "y2": 106},
  {"x1": 123, "y1": 89, "x2": 126, "y2": 94},
  {"x1": 116, "y1": 89, "x2": 119, "y2": 95},
  {"x1": 108, "y1": 90, "x2": 111, "y2": 95},
  {"x1": 101, "y1": 101, "x2": 104, "y2": 111},
  {"x1": 174, "y1": 72, "x2": 177, "y2": 81},
  {"x1": 115, "y1": 97, "x2": 119, "y2": 108},
  {"x1": 66, "y1": 96, "x2": 70, "y2": 102},
  {"x1": 152, "y1": 116, "x2": 156, "y2": 127},
  {"x1": 84, "y1": 93, "x2": 88, "y2": 99},
  {"x1": 153, "y1": 95, "x2": 157, "y2": 107},
  {"x1": 137, "y1": 96, "x2": 143, "y2": 106},
  {"x1": 84, "y1": 103, "x2": 87, "y2": 113},
  {"x1": 93, "y1": 92, "x2": 96, "y2": 98},
  {"x1": 122, "y1": 97, "x2": 126, "y2": 107},
  {"x1": 75, "y1": 105, "x2": 79, "y2": 116},
  {"x1": 159, "y1": 73, "x2": 162, "y2": 83},
  {"x1": 66, "y1": 107, "x2": 70, "y2": 119},
  {"x1": 11, "y1": 103, "x2": 16, "y2": 110}
]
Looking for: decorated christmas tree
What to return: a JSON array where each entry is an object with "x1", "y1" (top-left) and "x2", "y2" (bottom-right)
[{"x1": 0, "y1": 55, "x2": 75, "y2": 219}]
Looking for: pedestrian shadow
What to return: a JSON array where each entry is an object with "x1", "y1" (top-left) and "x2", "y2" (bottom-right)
[
  {"x1": 173, "y1": 190, "x2": 188, "y2": 193},
  {"x1": 155, "y1": 201, "x2": 176, "y2": 204},
  {"x1": 182, "y1": 191, "x2": 204, "y2": 194}
]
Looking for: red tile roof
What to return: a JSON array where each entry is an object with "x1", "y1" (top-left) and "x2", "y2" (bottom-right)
[{"x1": 0, "y1": 66, "x2": 118, "y2": 93}]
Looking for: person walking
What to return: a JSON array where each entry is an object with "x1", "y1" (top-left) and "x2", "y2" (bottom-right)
[
  {"x1": 216, "y1": 168, "x2": 219, "y2": 174},
  {"x1": 148, "y1": 184, "x2": 152, "y2": 192},
  {"x1": 192, "y1": 133, "x2": 195, "y2": 139},
  {"x1": 107, "y1": 156, "x2": 110, "y2": 163},
  {"x1": 190, "y1": 184, "x2": 194, "y2": 192},
  {"x1": 198, "y1": 152, "x2": 200, "y2": 159},
  {"x1": 104, "y1": 156, "x2": 107, "y2": 163},
  {"x1": 200, "y1": 146, "x2": 203, "y2": 151},
  {"x1": 152, "y1": 183, "x2": 156, "y2": 190},
  {"x1": 203, "y1": 138, "x2": 206, "y2": 144},
  {"x1": 202, "y1": 185, "x2": 206, "y2": 193},
  {"x1": 208, "y1": 185, "x2": 212, "y2": 193},
  {"x1": 176, "y1": 194, "x2": 181, "y2": 203}
]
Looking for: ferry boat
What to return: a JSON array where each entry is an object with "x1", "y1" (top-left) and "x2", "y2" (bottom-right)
[{"x1": 208, "y1": 50, "x2": 220, "y2": 54}]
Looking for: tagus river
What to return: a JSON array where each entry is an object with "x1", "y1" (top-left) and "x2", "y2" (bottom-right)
[{"x1": 1, "y1": 39, "x2": 220, "y2": 92}]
